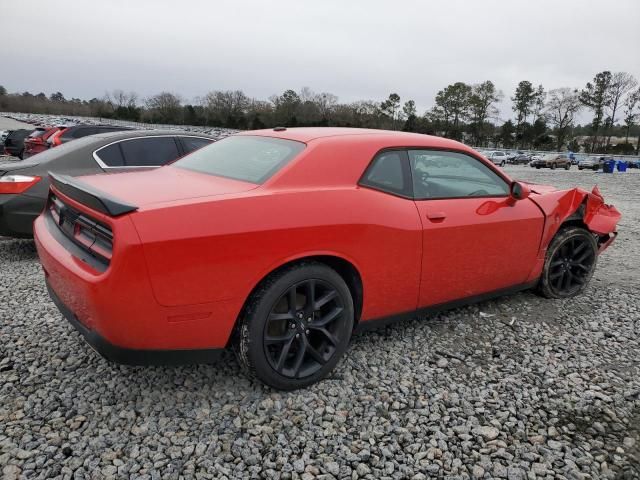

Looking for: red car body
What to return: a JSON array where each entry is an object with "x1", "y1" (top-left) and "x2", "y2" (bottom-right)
[
  {"x1": 33, "y1": 128, "x2": 620, "y2": 376},
  {"x1": 23, "y1": 126, "x2": 64, "y2": 158}
]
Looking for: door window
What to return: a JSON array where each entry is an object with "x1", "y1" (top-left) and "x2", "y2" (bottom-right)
[
  {"x1": 409, "y1": 150, "x2": 508, "y2": 200},
  {"x1": 120, "y1": 137, "x2": 180, "y2": 167}
]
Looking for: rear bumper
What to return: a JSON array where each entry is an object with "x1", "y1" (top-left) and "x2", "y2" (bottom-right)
[
  {"x1": 46, "y1": 281, "x2": 223, "y2": 365},
  {"x1": 0, "y1": 193, "x2": 43, "y2": 237},
  {"x1": 34, "y1": 207, "x2": 240, "y2": 359}
]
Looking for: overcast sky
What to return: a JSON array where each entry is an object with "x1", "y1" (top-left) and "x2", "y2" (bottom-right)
[{"x1": 3, "y1": 0, "x2": 640, "y2": 121}]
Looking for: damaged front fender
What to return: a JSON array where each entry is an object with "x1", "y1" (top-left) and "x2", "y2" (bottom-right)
[{"x1": 527, "y1": 184, "x2": 621, "y2": 254}]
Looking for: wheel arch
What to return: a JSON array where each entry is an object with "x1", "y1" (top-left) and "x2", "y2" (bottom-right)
[{"x1": 227, "y1": 253, "x2": 364, "y2": 347}]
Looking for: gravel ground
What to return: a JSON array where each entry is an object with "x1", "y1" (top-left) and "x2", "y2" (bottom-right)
[{"x1": 1, "y1": 166, "x2": 639, "y2": 479}]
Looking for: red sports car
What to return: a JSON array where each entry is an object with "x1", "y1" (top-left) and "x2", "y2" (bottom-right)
[{"x1": 34, "y1": 128, "x2": 620, "y2": 390}]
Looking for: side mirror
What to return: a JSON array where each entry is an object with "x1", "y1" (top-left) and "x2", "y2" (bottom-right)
[{"x1": 510, "y1": 181, "x2": 530, "y2": 201}]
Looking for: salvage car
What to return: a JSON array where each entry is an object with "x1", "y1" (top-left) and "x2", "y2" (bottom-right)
[
  {"x1": 0, "y1": 130, "x2": 215, "y2": 237},
  {"x1": 23, "y1": 126, "x2": 65, "y2": 159},
  {"x1": 33, "y1": 128, "x2": 620, "y2": 390},
  {"x1": 530, "y1": 153, "x2": 571, "y2": 170},
  {"x1": 3, "y1": 129, "x2": 32, "y2": 159}
]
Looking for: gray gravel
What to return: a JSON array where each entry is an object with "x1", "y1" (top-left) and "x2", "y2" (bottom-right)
[{"x1": 1, "y1": 166, "x2": 639, "y2": 479}]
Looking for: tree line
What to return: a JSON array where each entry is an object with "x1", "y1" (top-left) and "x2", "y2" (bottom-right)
[{"x1": 1, "y1": 70, "x2": 638, "y2": 154}]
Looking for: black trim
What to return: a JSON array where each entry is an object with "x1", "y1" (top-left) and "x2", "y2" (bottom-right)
[
  {"x1": 49, "y1": 172, "x2": 137, "y2": 216},
  {"x1": 354, "y1": 280, "x2": 538, "y2": 333},
  {"x1": 46, "y1": 281, "x2": 224, "y2": 366}
]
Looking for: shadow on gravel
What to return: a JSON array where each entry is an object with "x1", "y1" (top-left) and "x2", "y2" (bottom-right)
[{"x1": 0, "y1": 237, "x2": 37, "y2": 261}]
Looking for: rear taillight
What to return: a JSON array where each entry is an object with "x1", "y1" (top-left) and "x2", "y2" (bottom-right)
[
  {"x1": 48, "y1": 193, "x2": 114, "y2": 267},
  {"x1": 0, "y1": 175, "x2": 41, "y2": 194}
]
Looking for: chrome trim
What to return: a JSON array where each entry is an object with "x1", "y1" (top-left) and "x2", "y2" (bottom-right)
[{"x1": 92, "y1": 135, "x2": 213, "y2": 170}]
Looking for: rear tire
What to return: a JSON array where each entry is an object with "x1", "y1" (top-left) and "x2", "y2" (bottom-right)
[
  {"x1": 551, "y1": 163, "x2": 557, "y2": 170},
  {"x1": 536, "y1": 227, "x2": 598, "y2": 299},
  {"x1": 234, "y1": 262, "x2": 354, "y2": 390},
  {"x1": 565, "y1": 163, "x2": 570, "y2": 170}
]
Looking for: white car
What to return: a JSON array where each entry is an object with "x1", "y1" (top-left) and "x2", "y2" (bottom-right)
[{"x1": 484, "y1": 150, "x2": 508, "y2": 166}]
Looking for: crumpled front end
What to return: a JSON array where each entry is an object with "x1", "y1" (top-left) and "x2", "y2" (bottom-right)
[{"x1": 527, "y1": 184, "x2": 621, "y2": 254}]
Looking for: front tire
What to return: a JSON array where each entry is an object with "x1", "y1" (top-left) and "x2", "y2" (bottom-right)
[
  {"x1": 234, "y1": 262, "x2": 354, "y2": 390},
  {"x1": 537, "y1": 227, "x2": 598, "y2": 299}
]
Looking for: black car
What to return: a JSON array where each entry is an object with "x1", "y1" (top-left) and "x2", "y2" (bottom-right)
[
  {"x1": 3, "y1": 129, "x2": 33, "y2": 159},
  {"x1": 509, "y1": 153, "x2": 531, "y2": 165},
  {"x1": 0, "y1": 130, "x2": 216, "y2": 237}
]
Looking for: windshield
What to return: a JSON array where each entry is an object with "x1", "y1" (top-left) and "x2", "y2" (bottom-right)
[{"x1": 174, "y1": 135, "x2": 305, "y2": 184}]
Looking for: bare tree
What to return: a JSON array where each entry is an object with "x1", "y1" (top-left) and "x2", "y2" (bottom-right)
[
  {"x1": 145, "y1": 92, "x2": 183, "y2": 124},
  {"x1": 204, "y1": 90, "x2": 249, "y2": 126},
  {"x1": 545, "y1": 88, "x2": 582, "y2": 150},
  {"x1": 623, "y1": 87, "x2": 640, "y2": 144},
  {"x1": 605, "y1": 72, "x2": 638, "y2": 147}
]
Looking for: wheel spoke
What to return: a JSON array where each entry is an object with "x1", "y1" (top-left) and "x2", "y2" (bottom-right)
[
  {"x1": 288, "y1": 286, "x2": 297, "y2": 313},
  {"x1": 574, "y1": 249, "x2": 594, "y2": 264},
  {"x1": 550, "y1": 259, "x2": 564, "y2": 269},
  {"x1": 291, "y1": 338, "x2": 307, "y2": 377},
  {"x1": 306, "y1": 344, "x2": 327, "y2": 365},
  {"x1": 314, "y1": 290, "x2": 337, "y2": 310},
  {"x1": 265, "y1": 331, "x2": 295, "y2": 345},
  {"x1": 309, "y1": 326, "x2": 339, "y2": 346},
  {"x1": 275, "y1": 336, "x2": 296, "y2": 372},
  {"x1": 549, "y1": 270, "x2": 563, "y2": 280},
  {"x1": 304, "y1": 280, "x2": 316, "y2": 312},
  {"x1": 562, "y1": 270, "x2": 572, "y2": 290},
  {"x1": 571, "y1": 263, "x2": 590, "y2": 272},
  {"x1": 314, "y1": 306, "x2": 343, "y2": 327},
  {"x1": 572, "y1": 241, "x2": 588, "y2": 256},
  {"x1": 268, "y1": 312, "x2": 294, "y2": 323}
]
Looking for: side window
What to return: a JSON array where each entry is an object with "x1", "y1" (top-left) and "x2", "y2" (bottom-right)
[
  {"x1": 409, "y1": 150, "x2": 509, "y2": 200},
  {"x1": 180, "y1": 137, "x2": 213, "y2": 154},
  {"x1": 360, "y1": 150, "x2": 410, "y2": 197},
  {"x1": 119, "y1": 137, "x2": 180, "y2": 167},
  {"x1": 95, "y1": 143, "x2": 125, "y2": 167}
]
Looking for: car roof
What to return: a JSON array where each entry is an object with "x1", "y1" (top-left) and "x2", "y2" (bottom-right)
[
  {"x1": 239, "y1": 127, "x2": 467, "y2": 149},
  {"x1": 87, "y1": 129, "x2": 218, "y2": 141}
]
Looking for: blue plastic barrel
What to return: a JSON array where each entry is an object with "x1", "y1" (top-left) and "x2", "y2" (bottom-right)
[
  {"x1": 617, "y1": 161, "x2": 627, "y2": 172},
  {"x1": 603, "y1": 160, "x2": 615, "y2": 173}
]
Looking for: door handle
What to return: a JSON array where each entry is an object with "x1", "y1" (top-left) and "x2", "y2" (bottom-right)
[{"x1": 426, "y1": 211, "x2": 446, "y2": 222}]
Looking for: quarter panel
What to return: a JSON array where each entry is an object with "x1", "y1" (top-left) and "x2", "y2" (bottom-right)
[{"x1": 131, "y1": 188, "x2": 423, "y2": 321}]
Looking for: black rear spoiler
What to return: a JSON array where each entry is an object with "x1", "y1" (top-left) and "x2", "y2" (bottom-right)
[{"x1": 49, "y1": 172, "x2": 138, "y2": 216}]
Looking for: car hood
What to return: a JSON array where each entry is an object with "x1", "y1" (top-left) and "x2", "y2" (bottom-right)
[{"x1": 76, "y1": 166, "x2": 259, "y2": 208}]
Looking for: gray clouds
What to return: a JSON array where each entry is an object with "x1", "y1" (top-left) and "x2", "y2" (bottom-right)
[{"x1": 3, "y1": 0, "x2": 639, "y2": 120}]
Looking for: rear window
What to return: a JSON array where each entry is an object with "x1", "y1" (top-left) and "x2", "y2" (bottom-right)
[
  {"x1": 174, "y1": 135, "x2": 305, "y2": 184},
  {"x1": 119, "y1": 137, "x2": 180, "y2": 167}
]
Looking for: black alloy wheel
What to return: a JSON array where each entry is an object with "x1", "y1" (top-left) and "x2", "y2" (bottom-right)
[
  {"x1": 263, "y1": 279, "x2": 345, "y2": 379},
  {"x1": 537, "y1": 227, "x2": 598, "y2": 298},
  {"x1": 235, "y1": 262, "x2": 354, "y2": 390}
]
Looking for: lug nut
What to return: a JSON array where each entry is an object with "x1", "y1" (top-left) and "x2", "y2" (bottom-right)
[
  {"x1": 306, "y1": 330, "x2": 310, "y2": 334},
  {"x1": 296, "y1": 334, "x2": 300, "y2": 338}
]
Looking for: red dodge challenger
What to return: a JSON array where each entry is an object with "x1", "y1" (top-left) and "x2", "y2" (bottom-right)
[{"x1": 33, "y1": 128, "x2": 620, "y2": 390}]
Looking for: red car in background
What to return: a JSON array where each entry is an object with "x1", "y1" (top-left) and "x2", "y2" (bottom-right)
[
  {"x1": 34, "y1": 128, "x2": 620, "y2": 390},
  {"x1": 23, "y1": 126, "x2": 64, "y2": 159}
]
